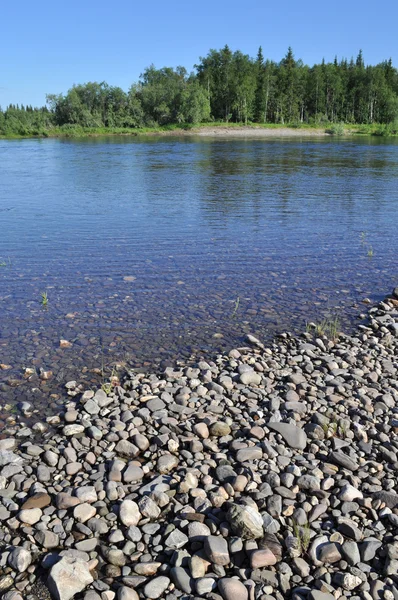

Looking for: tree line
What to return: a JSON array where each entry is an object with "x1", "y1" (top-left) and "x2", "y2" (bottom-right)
[{"x1": 1, "y1": 46, "x2": 398, "y2": 136}]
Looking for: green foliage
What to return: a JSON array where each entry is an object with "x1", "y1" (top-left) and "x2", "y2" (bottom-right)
[
  {"x1": 326, "y1": 122, "x2": 345, "y2": 135},
  {"x1": 1, "y1": 47, "x2": 398, "y2": 136},
  {"x1": 306, "y1": 316, "x2": 340, "y2": 340},
  {"x1": 41, "y1": 291, "x2": 48, "y2": 306},
  {"x1": 293, "y1": 521, "x2": 312, "y2": 554}
]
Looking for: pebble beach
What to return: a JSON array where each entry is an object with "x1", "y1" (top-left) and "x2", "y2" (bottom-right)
[{"x1": 0, "y1": 288, "x2": 397, "y2": 600}]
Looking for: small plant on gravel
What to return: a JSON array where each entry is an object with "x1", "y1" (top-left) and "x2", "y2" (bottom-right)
[
  {"x1": 0, "y1": 257, "x2": 11, "y2": 267},
  {"x1": 40, "y1": 291, "x2": 48, "y2": 306},
  {"x1": 101, "y1": 366, "x2": 118, "y2": 395},
  {"x1": 293, "y1": 521, "x2": 312, "y2": 554},
  {"x1": 321, "y1": 420, "x2": 338, "y2": 438},
  {"x1": 338, "y1": 421, "x2": 349, "y2": 438},
  {"x1": 308, "y1": 316, "x2": 340, "y2": 341},
  {"x1": 320, "y1": 421, "x2": 330, "y2": 435},
  {"x1": 232, "y1": 296, "x2": 240, "y2": 317},
  {"x1": 367, "y1": 246, "x2": 374, "y2": 257}
]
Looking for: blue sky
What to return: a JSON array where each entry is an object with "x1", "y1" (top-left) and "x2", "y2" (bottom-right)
[{"x1": 1, "y1": 0, "x2": 397, "y2": 108}]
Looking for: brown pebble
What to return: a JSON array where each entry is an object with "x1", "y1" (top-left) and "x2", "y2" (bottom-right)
[{"x1": 21, "y1": 493, "x2": 51, "y2": 510}]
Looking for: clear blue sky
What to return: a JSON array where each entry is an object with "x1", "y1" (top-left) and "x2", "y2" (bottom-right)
[{"x1": 1, "y1": 0, "x2": 397, "y2": 108}]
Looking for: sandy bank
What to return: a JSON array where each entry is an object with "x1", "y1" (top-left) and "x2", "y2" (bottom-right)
[{"x1": 192, "y1": 126, "x2": 329, "y2": 137}]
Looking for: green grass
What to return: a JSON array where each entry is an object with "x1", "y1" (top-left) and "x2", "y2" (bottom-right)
[
  {"x1": 348, "y1": 119, "x2": 398, "y2": 137},
  {"x1": 232, "y1": 296, "x2": 240, "y2": 317},
  {"x1": 0, "y1": 257, "x2": 11, "y2": 267},
  {"x1": 40, "y1": 291, "x2": 48, "y2": 306},
  {"x1": 306, "y1": 315, "x2": 340, "y2": 340},
  {"x1": 293, "y1": 520, "x2": 312, "y2": 554}
]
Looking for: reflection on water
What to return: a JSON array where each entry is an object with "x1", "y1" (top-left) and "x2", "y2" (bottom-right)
[{"x1": 0, "y1": 135, "x2": 397, "y2": 411}]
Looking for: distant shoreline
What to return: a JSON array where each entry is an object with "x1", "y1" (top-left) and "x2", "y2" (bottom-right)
[
  {"x1": 172, "y1": 125, "x2": 329, "y2": 137},
  {"x1": 1, "y1": 123, "x2": 397, "y2": 140}
]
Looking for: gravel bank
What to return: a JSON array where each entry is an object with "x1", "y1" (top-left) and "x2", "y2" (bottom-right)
[
  {"x1": 186, "y1": 126, "x2": 329, "y2": 137},
  {"x1": 0, "y1": 289, "x2": 397, "y2": 600}
]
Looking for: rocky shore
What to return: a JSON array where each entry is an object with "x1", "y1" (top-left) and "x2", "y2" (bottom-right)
[{"x1": 0, "y1": 289, "x2": 397, "y2": 600}]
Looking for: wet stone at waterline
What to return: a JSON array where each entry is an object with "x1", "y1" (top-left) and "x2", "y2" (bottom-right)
[{"x1": 0, "y1": 293, "x2": 397, "y2": 600}]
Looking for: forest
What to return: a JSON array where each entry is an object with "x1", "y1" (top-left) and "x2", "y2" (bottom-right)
[{"x1": 1, "y1": 46, "x2": 398, "y2": 136}]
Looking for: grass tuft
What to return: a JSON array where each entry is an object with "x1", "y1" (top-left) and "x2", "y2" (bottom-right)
[
  {"x1": 293, "y1": 520, "x2": 312, "y2": 554},
  {"x1": 306, "y1": 315, "x2": 340, "y2": 340},
  {"x1": 41, "y1": 291, "x2": 48, "y2": 306}
]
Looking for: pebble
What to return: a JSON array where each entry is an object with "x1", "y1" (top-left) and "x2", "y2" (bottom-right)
[
  {"x1": 142, "y1": 576, "x2": 170, "y2": 599},
  {"x1": 47, "y1": 556, "x2": 94, "y2": 600},
  {"x1": 204, "y1": 535, "x2": 230, "y2": 565},
  {"x1": 218, "y1": 578, "x2": 249, "y2": 600}
]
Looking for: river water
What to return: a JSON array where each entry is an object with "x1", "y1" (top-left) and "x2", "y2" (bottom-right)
[{"x1": 0, "y1": 135, "x2": 397, "y2": 415}]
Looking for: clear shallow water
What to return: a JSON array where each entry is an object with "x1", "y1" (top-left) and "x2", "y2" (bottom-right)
[{"x1": 0, "y1": 135, "x2": 397, "y2": 413}]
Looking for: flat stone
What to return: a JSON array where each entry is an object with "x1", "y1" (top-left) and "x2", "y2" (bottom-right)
[
  {"x1": 309, "y1": 592, "x2": 335, "y2": 600},
  {"x1": 119, "y1": 500, "x2": 141, "y2": 527},
  {"x1": 165, "y1": 529, "x2": 189, "y2": 549},
  {"x1": 250, "y1": 548, "x2": 277, "y2": 568},
  {"x1": 170, "y1": 567, "x2": 194, "y2": 594},
  {"x1": 292, "y1": 557, "x2": 310, "y2": 577},
  {"x1": 115, "y1": 440, "x2": 139, "y2": 459},
  {"x1": 123, "y1": 464, "x2": 144, "y2": 483},
  {"x1": 35, "y1": 530, "x2": 60, "y2": 549},
  {"x1": 138, "y1": 496, "x2": 161, "y2": 520},
  {"x1": 267, "y1": 422, "x2": 307, "y2": 450},
  {"x1": 143, "y1": 576, "x2": 170, "y2": 599},
  {"x1": 18, "y1": 508, "x2": 42, "y2": 524},
  {"x1": 319, "y1": 542, "x2": 342, "y2": 563},
  {"x1": 187, "y1": 521, "x2": 211, "y2": 540},
  {"x1": 74, "y1": 503, "x2": 97, "y2": 523},
  {"x1": 240, "y1": 371, "x2": 261, "y2": 385},
  {"x1": 372, "y1": 490, "x2": 398, "y2": 508},
  {"x1": 342, "y1": 540, "x2": 361, "y2": 566},
  {"x1": 157, "y1": 454, "x2": 179, "y2": 474},
  {"x1": 193, "y1": 423, "x2": 209, "y2": 439},
  {"x1": 297, "y1": 475, "x2": 320, "y2": 491},
  {"x1": 7, "y1": 548, "x2": 32, "y2": 572},
  {"x1": 339, "y1": 484, "x2": 363, "y2": 502},
  {"x1": 218, "y1": 578, "x2": 249, "y2": 600},
  {"x1": 227, "y1": 504, "x2": 264, "y2": 539},
  {"x1": 83, "y1": 399, "x2": 100, "y2": 415},
  {"x1": 236, "y1": 446, "x2": 263, "y2": 462},
  {"x1": 63, "y1": 424, "x2": 85, "y2": 436},
  {"x1": 56, "y1": 493, "x2": 81, "y2": 509},
  {"x1": 361, "y1": 539, "x2": 382, "y2": 561},
  {"x1": 329, "y1": 451, "x2": 358, "y2": 471},
  {"x1": 338, "y1": 517, "x2": 363, "y2": 541},
  {"x1": 75, "y1": 486, "x2": 97, "y2": 503},
  {"x1": 48, "y1": 556, "x2": 94, "y2": 600},
  {"x1": 103, "y1": 548, "x2": 126, "y2": 567},
  {"x1": 21, "y1": 492, "x2": 51, "y2": 509},
  {"x1": 196, "y1": 577, "x2": 216, "y2": 595},
  {"x1": 117, "y1": 588, "x2": 139, "y2": 600},
  {"x1": 0, "y1": 439, "x2": 16, "y2": 452},
  {"x1": 204, "y1": 535, "x2": 230, "y2": 565},
  {"x1": 134, "y1": 563, "x2": 161, "y2": 576},
  {"x1": 209, "y1": 422, "x2": 231, "y2": 437}
]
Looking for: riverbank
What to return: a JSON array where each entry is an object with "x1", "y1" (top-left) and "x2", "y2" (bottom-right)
[
  {"x1": 0, "y1": 288, "x2": 397, "y2": 600},
  {"x1": 1, "y1": 122, "x2": 398, "y2": 140}
]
